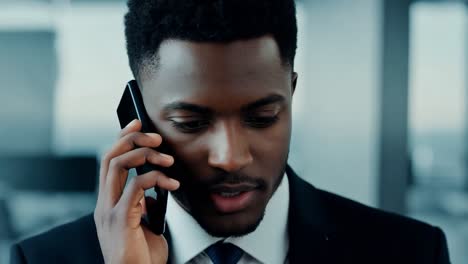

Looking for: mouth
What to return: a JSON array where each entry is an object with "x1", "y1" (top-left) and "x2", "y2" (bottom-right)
[{"x1": 208, "y1": 184, "x2": 258, "y2": 214}]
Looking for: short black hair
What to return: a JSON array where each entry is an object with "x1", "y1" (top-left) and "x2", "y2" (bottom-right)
[{"x1": 124, "y1": 0, "x2": 298, "y2": 78}]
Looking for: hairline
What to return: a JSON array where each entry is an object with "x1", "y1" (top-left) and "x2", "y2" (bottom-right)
[{"x1": 135, "y1": 36, "x2": 294, "y2": 84}]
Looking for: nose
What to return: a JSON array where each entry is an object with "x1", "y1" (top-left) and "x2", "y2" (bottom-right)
[{"x1": 208, "y1": 120, "x2": 253, "y2": 172}]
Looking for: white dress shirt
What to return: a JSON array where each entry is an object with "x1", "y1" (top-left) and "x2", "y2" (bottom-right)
[{"x1": 166, "y1": 173, "x2": 290, "y2": 264}]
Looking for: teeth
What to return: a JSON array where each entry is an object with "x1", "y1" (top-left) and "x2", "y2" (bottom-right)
[{"x1": 219, "y1": 191, "x2": 241, "y2": 197}]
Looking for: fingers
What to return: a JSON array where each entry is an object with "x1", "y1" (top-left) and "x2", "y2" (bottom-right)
[
  {"x1": 105, "y1": 147, "x2": 175, "y2": 206},
  {"x1": 99, "y1": 120, "x2": 163, "y2": 192},
  {"x1": 139, "y1": 197, "x2": 147, "y2": 215},
  {"x1": 142, "y1": 225, "x2": 169, "y2": 262},
  {"x1": 120, "y1": 119, "x2": 141, "y2": 138},
  {"x1": 100, "y1": 119, "x2": 141, "y2": 182},
  {"x1": 101, "y1": 132, "x2": 162, "y2": 180},
  {"x1": 93, "y1": 121, "x2": 176, "y2": 263},
  {"x1": 117, "y1": 170, "x2": 179, "y2": 213},
  {"x1": 99, "y1": 119, "x2": 142, "y2": 190}
]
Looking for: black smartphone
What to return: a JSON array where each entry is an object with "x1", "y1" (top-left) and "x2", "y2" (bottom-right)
[{"x1": 117, "y1": 79, "x2": 168, "y2": 235}]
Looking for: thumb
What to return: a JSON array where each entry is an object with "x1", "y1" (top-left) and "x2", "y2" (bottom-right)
[{"x1": 143, "y1": 226, "x2": 169, "y2": 264}]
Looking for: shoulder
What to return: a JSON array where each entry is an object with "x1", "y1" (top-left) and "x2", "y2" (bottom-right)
[
  {"x1": 320, "y1": 188, "x2": 448, "y2": 262},
  {"x1": 316, "y1": 186, "x2": 437, "y2": 234},
  {"x1": 10, "y1": 213, "x2": 103, "y2": 264},
  {"x1": 295, "y1": 177, "x2": 449, "y2": 262},
  {"x1": 289, "y1": 172, "x2": 441, "y2": 234}
]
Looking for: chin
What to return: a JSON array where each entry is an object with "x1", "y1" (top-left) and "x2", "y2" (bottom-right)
[{"x1": 195, "y1": 209, "x2": 266, "y2": 238}]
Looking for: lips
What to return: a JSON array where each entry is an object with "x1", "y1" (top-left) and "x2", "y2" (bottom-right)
[
  {"x1": 208, "y1": 183, "x2": 258, "y2": 213},
  {"x1": 209, "y1": 183, "x2": 257, "y2": 193}
]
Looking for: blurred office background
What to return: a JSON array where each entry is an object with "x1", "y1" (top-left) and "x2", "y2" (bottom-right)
[{"x1": 0, "y1": 0, "x2": 467, "y2": 263}]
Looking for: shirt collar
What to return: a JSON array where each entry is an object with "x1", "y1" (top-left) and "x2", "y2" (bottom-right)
[{"x1": 166, "y1": 173, "x2": 290, "y2": 264}]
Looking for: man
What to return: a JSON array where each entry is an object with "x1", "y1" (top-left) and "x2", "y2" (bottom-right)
[{"x1": 11, "y1": 0, "x2": 450, "y2": 263}]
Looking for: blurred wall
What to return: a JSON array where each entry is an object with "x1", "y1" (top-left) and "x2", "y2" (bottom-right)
[
  {"x1": 289, "y1": 0, "x2": 384, "y2": 207},
  {"x1": 378, "y1": 0, "x2": 410, "y2": 214},
  {"x1": 0, "y1": 31, "x2": 56, "y2": 154},
  {"x1": 52, "y1": 4, "x2": 132, "y2": 156}
]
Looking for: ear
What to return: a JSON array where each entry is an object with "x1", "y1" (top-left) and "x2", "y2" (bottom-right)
[{"x1": 291, "y1": 72, "x2": 298, "y2": 95}]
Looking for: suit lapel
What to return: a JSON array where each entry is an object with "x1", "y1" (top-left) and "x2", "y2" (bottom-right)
[{"x1": 286, "y1": 165, "x2": 345, "y2": 263}]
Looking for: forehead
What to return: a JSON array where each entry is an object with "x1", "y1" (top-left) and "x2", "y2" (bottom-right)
[{"x1": 140, "y1": 36, "x2": 291, "y2": 111}]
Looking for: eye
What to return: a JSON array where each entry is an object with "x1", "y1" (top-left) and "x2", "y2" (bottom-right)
[
  {"x1": 169, "y1": 118, "x2": 210, "y2": 133},
  {"x1": 244, "y1": 115, "x2": 279, "y2": 128}
]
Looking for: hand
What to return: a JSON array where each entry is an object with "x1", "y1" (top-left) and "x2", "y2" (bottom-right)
[{"x1": 94, "y1": 119, "x2": 180, "y2": 264}]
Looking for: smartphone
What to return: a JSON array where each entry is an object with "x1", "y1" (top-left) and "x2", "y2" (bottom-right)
[{"x1": 117, "y1": 80, "x2": 168, "y2": 235}]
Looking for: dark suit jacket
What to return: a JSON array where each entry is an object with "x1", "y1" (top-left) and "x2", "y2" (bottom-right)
[{"x1": 10, "y1": 167, "x2": 450, "y2": 263}]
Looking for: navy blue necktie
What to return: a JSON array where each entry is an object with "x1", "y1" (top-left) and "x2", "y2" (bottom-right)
[{"x1": 205, "y1": 241, "x2": 243, "y2": 264}]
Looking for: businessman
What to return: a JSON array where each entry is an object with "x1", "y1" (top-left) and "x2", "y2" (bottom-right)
[{"x1": 11, "y1": 0, "x2": 450, "y2": 263}]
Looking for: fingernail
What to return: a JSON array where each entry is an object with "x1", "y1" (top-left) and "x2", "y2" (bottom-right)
[
  {"x1": 147, "y1": 133, "x2": 160, "y2": 138},
  {"x1": 147, "y1": 133, "x2": 163, "y2": 143},
  {"x1": 126, "y1": 119, "x2": 138, "y2": 127},
  {"x1": 160, "y1": 153, "x2": 173, "y2": 161},
  {"x1": 169, "y1": 178, "x2": 180, "y2": 186}
]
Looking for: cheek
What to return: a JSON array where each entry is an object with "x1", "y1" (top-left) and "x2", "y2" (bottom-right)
[
  {"x1": 249, "y1": 115, "x2": 291, "y2": 163},
  {"x1": 158, "y1": 128, "x2": 209, "y2": 173}
]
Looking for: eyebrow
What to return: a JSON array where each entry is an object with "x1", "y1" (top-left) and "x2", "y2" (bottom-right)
[
  {"x1": 242, "y1": 94, "x2": 286, "y2": 111},
  {"x1": 162, "y1": 102, "x2": 213, "y2": 115},
  {"x1": 162, "y1": 94, "x2": 286, "y2": 115}
]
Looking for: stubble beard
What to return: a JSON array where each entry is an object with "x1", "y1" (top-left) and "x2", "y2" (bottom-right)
[{"x1": 171, "y1": 161, "x2": 288, "y2": 238}]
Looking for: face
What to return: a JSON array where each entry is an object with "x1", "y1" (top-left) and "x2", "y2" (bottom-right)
[{"x1": 140, "y1": 36, "x2": 297, "y2": 237}]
